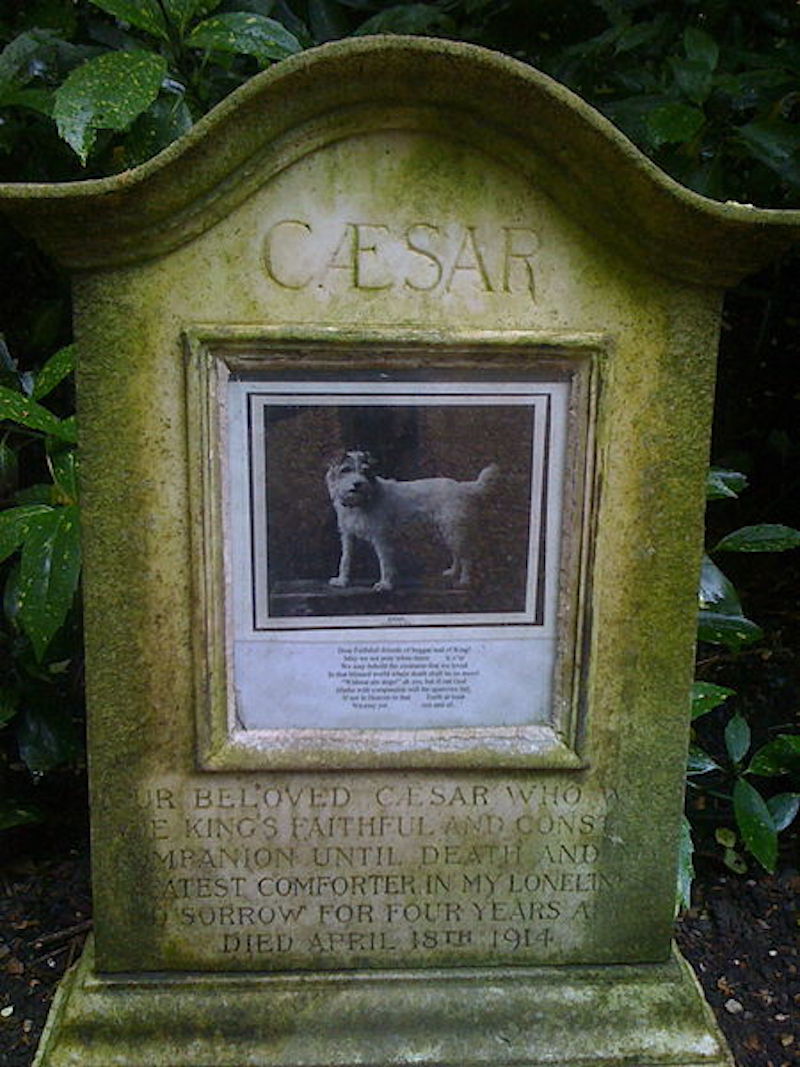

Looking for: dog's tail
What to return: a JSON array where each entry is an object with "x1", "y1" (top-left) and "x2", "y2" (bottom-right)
[{"x1": 474, "y1": 463, "x2": 500, "y2": 492}]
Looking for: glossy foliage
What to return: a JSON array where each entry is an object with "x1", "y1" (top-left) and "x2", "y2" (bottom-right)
[
  {"x1": 0, "y1": 342, "x2": 81, "y2": 828},
  {"x1": 0, "y1": 0, "x2": 798, "y2": 198},
  {"x1": 684, "y1": 471, "x2": 800, "y2": 877}
]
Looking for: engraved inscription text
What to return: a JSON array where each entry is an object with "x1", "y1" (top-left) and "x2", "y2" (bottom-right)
[{"x1": 262, "y1": 220, "x2": 540, "y2": 297}]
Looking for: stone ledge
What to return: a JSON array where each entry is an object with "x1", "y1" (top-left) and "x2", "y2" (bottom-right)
[{"x1": 35, "y1": 937, "x2": 733, "y2": 1067}]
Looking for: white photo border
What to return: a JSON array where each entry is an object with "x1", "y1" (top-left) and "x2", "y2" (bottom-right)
[{"x1": 229, "y1": 381, "x2": 567, "y2": 633}]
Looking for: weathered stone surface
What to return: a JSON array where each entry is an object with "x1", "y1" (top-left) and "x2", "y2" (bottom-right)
[
  {"x1": 37, "y1": 937, "x2": 734, "y2": 1067},
  {"x1": 3, "y1": 32, "x2": 796, "y2": 1067}
]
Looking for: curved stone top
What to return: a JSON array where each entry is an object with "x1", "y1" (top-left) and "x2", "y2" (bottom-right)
[{"x1": 1, "y1": 35, "x2": 798, "y2": 285}]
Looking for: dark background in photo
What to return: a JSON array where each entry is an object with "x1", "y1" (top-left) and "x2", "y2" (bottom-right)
[{"x1": 260, "y1": 402, "x2": 539, "y2": 617}]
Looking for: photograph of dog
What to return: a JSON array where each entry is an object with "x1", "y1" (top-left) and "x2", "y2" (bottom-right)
[
  {"x1": 326, "y1": 449, "x2": 500, "y2": 593},
  {"x1": 259, "y1": 400, "x2": 539, "y2": 619}
]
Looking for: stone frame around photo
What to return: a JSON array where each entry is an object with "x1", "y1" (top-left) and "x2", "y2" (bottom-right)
[{"x1": 184, "y1": 327, "x2": 601, "y2": 771}]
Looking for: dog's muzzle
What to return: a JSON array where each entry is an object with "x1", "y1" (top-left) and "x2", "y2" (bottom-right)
[{"x1": 338, "y1": 478, "x2": 372, "y2": 507}]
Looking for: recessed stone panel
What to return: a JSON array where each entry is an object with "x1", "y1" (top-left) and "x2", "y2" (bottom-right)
[{"x1": 136, "y1": 771, "x2": 619, "y2": 970}]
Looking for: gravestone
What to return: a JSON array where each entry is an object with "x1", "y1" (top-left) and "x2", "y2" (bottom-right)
[{"x1": 3, "y1": 35, "x2": 799, "y2": 1067}]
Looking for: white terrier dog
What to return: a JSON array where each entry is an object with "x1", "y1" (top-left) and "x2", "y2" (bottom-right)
[{"x1": 326, "y1": 450, "x2": 499, "y2": 592}]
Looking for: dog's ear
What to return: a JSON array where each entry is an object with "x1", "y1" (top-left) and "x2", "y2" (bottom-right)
[{"x1": 325, "y1": 453, "x2": 345, "y2": 499}]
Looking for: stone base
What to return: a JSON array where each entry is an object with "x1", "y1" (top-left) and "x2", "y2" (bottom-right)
[{"x1": 35, "y1": 938, "x2": 733, "y2": 1066}]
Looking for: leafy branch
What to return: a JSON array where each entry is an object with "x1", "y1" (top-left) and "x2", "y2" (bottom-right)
[
  {"x1": 1, "y1": 0, "x2": 799, "y2": 203},
  {"x1": 678, "y1": 468, "x2": 800, "y2": 899},
  {"x1": 0, "y1": 342, "x2": 82, "y2": 825},
  {"x1": 0, "y1": 344, "x2": 79, "y2": 660}
]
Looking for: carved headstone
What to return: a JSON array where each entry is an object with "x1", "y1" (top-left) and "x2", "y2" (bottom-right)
[{"x1": 3, "y1": 35, "x2": 798, "y2": 1067}]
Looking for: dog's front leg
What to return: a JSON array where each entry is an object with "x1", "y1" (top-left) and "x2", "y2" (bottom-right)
[
  {"x1": 444, "y1": 554, "x2": 472, "y2": 587},
  {"x1": 372, "y1": 538, "x2": 397, "y2": 592},
  {"x1": 329, "y1": 531, "x2": 355, "y2": 588}
]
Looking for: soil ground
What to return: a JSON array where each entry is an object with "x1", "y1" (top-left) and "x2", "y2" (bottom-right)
[
  {"x1": 1, "y1": 821, "x2": 90, "y2": 1067},
  {"x1": 678, "y1": 861, "x2": 800, "y2": 1067}
]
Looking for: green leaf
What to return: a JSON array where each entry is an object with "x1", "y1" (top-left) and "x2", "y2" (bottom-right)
[
  {"x1": 187, "y1": 12, "x2": 302, "y2": 64},
  {"x1": 698, "y1": 555, "x2": 740, "y2": 612},
  {"x1": 258, "y1": 1, "x2": 312, "y2": 46},
  {"x1": 724, "y1": 713, "x2": 751, "y2": 764},
  {"x1": 715, "y1": 826, "x2": 736, "y2": 849},
  {"x1": 32, "y1": 344, "x2": 75, "y2": 402},
  {"x1": 601, "y1": 93, "x2": 670, "y2": 148},
  {"x1": 646, "y1": 101, "x2": 705, "y2": 147},
  {"x1": 18, "y1": 505, "x2": 81, "y2": 661},
  {"x1": 683, "y1": 27, "x2": 719, "y2": 71},
  {"x1": 0, "y1": 87, "x2": 54, "y2": 117},
  {"x1": 0, "y1": 30, "x2": 54, "y2": 93},
  {"x1": 737, "y1": 119, "x2": 800, "y2": 191},
  {"x1": 714, "y1": 524, "x2": 800, "y2": 553},
  {"x1": 697, "y1": 556, "x2": 761, "y2": 649},
  {"x1": 722, "y1": 846, "x2": 747, "y2": 874},
  {"x1": 125, "y1": 92, "x2": 193, "y2": 166},
  {"x1": 0, "y1": 504, "x2": 53, "y2": 564},
  {"x1": 0, "y1": 384, "x2": 76, "y2": 441},
  {"x1": 0, "y1": 800, "x2": 42, "y2": 831},
  {"x1": 767, "y1": 793, "x2": 799, "y2": 833},
  {"x1": 748, "y1": 735, "x2": 800, "y2": 777},
  {"x1": 87, "y1": 0, "x2": 169, "y2": 40},
  {"x1": 47, "y1": 441, "x2": 79, "y2": 504},
  {"x1": 59, "y1": 415, "x2": 77, "y2": 441},
  {"x1": 54, "y1": 50, "x2": 168, "y2": 164},
  {"x1": 3, "y1": 561, "x2": 21, "y2": 630},
  {"x1": 706, "y1": 467, "x2": 747, "y2": 500},
  {"x1": 675, "y1": 815, "x2": 694, "y2": 913},
  {"x1": 307, "y1": 0, "x2": 350, "y2": 43},
  {"x1": 669, "y1": 57, "x2": 713, "y2": 106},
  {"x1": 16, "y1": 703, "x2": 79, "y2": 774},
  {"x1": 733, "y1": 777, "x2": 777, "y2": 873},
  {"x1": 164, "y1": 0, "x2": 224, "y2": 34},
  {"x1": 691, "y1": 681, "x2": 734, "y2": 720},
  {"x1": 0, "y1": 438, "x2": 18, "y2": 495},
  {"x1": 614, "y1": 19, "x2": 666, "y2": 56},
  {"x1": 697, "y1": 610, "x2": 763, "y2": 650},
  {"x1": 353, "y1": 4, "x2": 456, "y2": 35},
  {"x1": 687, "y1": 744, "x2": 720, "y2": 776}
]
